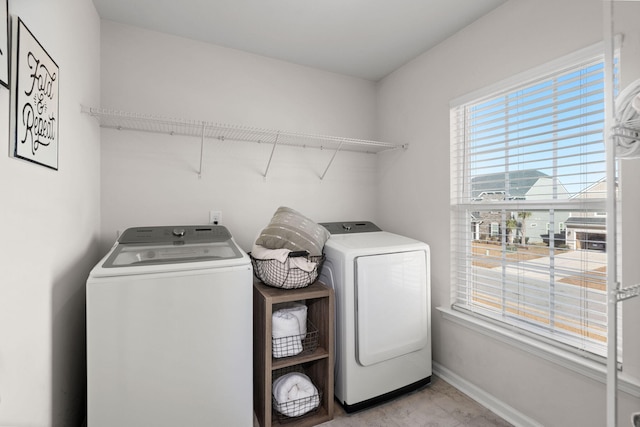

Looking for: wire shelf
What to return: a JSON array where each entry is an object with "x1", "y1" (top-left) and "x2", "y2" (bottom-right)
[{"x1": 81, "y1": 106, "x2": 407, "y2": 179}]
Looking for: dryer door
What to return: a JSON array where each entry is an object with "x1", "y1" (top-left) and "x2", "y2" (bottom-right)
[{"x1": 355, "y1": 250, "x2": 428, "y2": 366}]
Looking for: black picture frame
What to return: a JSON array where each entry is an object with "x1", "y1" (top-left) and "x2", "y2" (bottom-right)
[
  {"x1": 11, "y1": 17, "x2": 59, "y2": 170},
  {"x1": 0, "y1": 0, "x2": 8, "y2": 88}
]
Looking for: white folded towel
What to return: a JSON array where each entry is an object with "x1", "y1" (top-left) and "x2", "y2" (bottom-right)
[
  {"x1": 272, "y1": 310, "x2": 302, "y2": 358},
  {"x1": 252, "y1": 244, "x2": 291, "y2": 263},
  {"x1": 272, "y1": 372, "x2": 320, "y2": 417},
  {"x1": 277, "y1": 303, "x2": 308, "y2": 338},
  {"x1": 252, "y1": 244, "x2": 317, "y2": 273},
  {"x1": 288, "y1": 257, "x2": 317, "y2": 273}
]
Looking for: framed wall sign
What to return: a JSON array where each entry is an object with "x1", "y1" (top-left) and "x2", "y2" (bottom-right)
[
  {"x1": 11, "y1": 17, "x2": 59, "y2": 170},
  {"x1": 0, "y1": 0, "x2": 8, "y2": 88}
]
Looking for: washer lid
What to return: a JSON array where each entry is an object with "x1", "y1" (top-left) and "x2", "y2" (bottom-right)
[
  {"x1": 102, "y1": 225, "x2": 243, "y2": 268},
  {"x1": 118, "y1": 225, "x2": 232, "y2": 244}
]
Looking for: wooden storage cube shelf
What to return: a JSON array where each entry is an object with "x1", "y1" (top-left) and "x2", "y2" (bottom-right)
[{"x1": 253, "y1": 280, "x2": 334, "y2": 427}]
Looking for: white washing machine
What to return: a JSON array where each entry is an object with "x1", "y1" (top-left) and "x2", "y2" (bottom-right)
[
  {"x1": 86, "y1": 225, "x2": 253, "y2": 427},
  {"x1": 318, "y1": 221, "x2": 431, "y2": 412}
]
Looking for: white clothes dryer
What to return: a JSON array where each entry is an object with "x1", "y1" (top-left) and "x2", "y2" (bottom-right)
[
  {"x1": 319, "y1": 222, "x2": 431, "y2": 412},
  {"x1": 86, "y1": 225, "x2": 253, "y2": 427}
]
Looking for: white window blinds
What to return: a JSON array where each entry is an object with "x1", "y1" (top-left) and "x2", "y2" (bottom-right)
[{"x1": 450, "y1": 49, "x2": 616, "y2": 358}]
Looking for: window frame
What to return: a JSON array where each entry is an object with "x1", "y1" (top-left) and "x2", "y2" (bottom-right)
[{"x1": 449, "y1": 42, "x2": 617, "y2": 362}]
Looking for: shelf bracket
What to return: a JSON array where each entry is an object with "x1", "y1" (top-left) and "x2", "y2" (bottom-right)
[
  {"x1": 320, "y1": 141, "x2": 344, "y2": 181},
  {"x1": 263, "y1": 132, "x2": 280, "y2": 180},
  {"x1": 198, "y1": 122, "x2": 205, "y2": 178}
]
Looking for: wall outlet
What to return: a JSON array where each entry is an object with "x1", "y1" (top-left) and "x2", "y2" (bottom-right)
[{"x1": 209, "y1": 210, "x2": 222, "y2": 225}]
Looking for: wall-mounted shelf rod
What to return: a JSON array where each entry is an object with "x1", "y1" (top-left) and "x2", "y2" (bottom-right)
[
  {"x1": 81, "y1": 106, "x2": 408, "y2": 179},
  {"x1": 320, "y1": 141, "x2": 344, "y2": 181},
  {"x1": 263, "y1": 132, "x2": 280, "y2": 180},
  {"x1": 198, "y1": 123, "x2": 205, "y2": 178}
]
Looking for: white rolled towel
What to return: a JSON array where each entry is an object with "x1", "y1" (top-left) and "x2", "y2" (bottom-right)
[
  {"x1": 277, "y1": 303, "x2": 308, "y2": 338},
  {"x1": 272, "y1": 310, "x2": 302, "y2": 358},
  {"x1": 272, "y1": 372, "x2": 320, "y2": 417}
]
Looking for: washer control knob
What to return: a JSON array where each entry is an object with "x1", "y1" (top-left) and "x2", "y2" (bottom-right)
[
  {"x1": 172, "y1": 228, "x2": 186, "y2": 237},
  {"x1": 342, "y1": 223, "x2": 351, "y2": 231}
]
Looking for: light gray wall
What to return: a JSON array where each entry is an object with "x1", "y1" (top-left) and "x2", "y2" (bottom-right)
[
  {"x1": 0, "y1": 0, "x2": 101, "y2": 426},
  {"x1": 376, "y1": 0, "x2": 640, "y2": 426},
  {"x1": 4, "y1": 1, "x2": 638, "y2": 425},
  {"x1": 99, "y1": 21, "x2": 382, "y2": 253}
]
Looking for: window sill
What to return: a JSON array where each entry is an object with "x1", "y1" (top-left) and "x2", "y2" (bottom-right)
[{"x1": 436, "y1": 306, "x2": 640, "y2": 398}]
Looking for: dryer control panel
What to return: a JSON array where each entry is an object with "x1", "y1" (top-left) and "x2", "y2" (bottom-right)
[{"x1": 319, "y1": 221, "x2": 382, "y2": 235}]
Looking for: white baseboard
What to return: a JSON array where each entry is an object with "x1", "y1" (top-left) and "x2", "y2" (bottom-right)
[{"x1": 432, "y1": 361, "x2": 543, "y2": 427}]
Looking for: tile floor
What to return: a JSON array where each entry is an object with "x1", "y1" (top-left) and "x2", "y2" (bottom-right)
[{"x1": 318, "y1": 375, "x2": 513, "y2": 427}]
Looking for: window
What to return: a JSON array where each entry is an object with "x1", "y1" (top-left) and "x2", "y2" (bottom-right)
[{"x1": 450, "y1": 47, "x2": 616, "y2": 358}]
